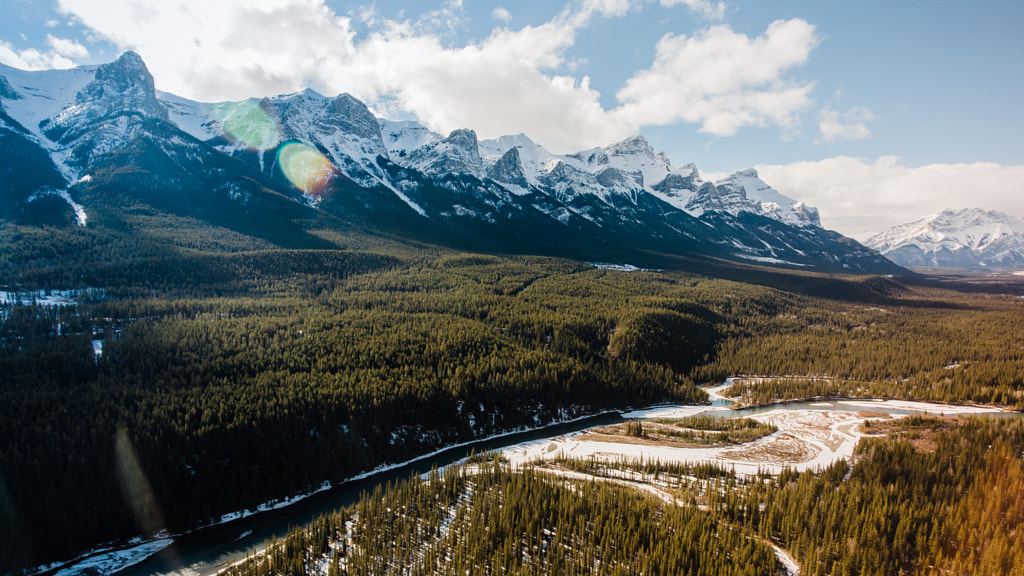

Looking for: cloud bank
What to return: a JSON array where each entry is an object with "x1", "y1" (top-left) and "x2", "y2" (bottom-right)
[
  {"x1": 47, "y1": 0, "x2": 819, "y2": 153},
  {"x1": 0, "y1": 35, "x2": 87, "y2": 70},
  {"x1": 758, "y1": 157, "x2": 1024, "y2": 240}
]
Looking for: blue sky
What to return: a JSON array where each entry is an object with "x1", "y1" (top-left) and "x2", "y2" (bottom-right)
[{"x1": 2, "y1": 0, "x2": 1022, "y2": 238}]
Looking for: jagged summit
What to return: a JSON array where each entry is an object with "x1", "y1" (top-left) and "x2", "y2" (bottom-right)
[
  {"x1": 713, "y1": 169, "x2": 821, "y2": 228},
  {"x1": 43, "y1": 51, "x2": 169, "y2": 145},
  {"x1": 77, "y1": 51, "x2": 167, "y2": 119},
  {"x1": 408, "y1": 128, "x2": 484, "y2": 177},
  {"x1": 0, "y1": 51, "x2": 902, "y2": 273},
  {"x1": 865, "y1": 208, "x2": 1024, "y2": 267},
  {"x1": 606, "y1": 134, "x2": 656, "y2": 157}
]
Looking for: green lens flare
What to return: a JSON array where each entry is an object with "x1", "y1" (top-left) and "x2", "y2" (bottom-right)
[
  {"x1": 216, "y1": 100, "x2": 281, "y2": 150},
  {"x1": 277, "y1": 142, "x2": 335, "y2": 195}
]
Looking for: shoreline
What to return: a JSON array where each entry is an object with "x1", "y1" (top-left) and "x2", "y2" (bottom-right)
[
  {"x1": 723, "y1": 395, "x2": 1019, "y2": 413},
  {"x1": 32, "y1": 407, "x2": 627, "y2": 576},
  {"x1": 32, "y1": 390, "x2": 1019, "y2": 576}
]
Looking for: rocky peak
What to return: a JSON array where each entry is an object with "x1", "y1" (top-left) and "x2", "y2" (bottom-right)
[
  {"x1": 607, "y1": 135, "x2": 655, "y2": 158},
  {"x1": 714, "y1": 168, "x2": 821, "y2": 228},
  {"x1": 445, "y1": 128, "x2": 479, "y2": 154},
  {"x1": 407, "y1": 128, "x2": 483, "y2": 177},
  {"x1": 729, "y1": 168, "x2": 759, "y2": 179},
  {"x1": 75, "y1": 51, "x2": 168, "y2": 123},
  {"x1": 320, "y1": 93, "x2": 384, "y2": 146},
  {"x1": 487, "y1": 147, "x2": 529, "y2": 188}
]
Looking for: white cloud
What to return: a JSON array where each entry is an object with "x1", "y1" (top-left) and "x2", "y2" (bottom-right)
[
  {"x1": 340, "y1": 13, "x2": 636, "y2": 151},
  {"x1": 56, "y1": 0, "x2": 359, "y2": 101},
  {"x1": 0, "y1": 40, "x2": 77, "y2": 70},
  {"x1": 757, "y1": 157, "x2": 1024, "y2": 240},
  {"x1": 818, "y1": 106, "x2": 873, "y2": 142},
  {"x1": 583, "y1": 0, "x2": 634, "y2": 18},
  {"x1": 46, "y1": 35, "x2": 90, "y2": 59},
  {"x1": 615, "y1": 19, "x2": 818, "y2": 136},
  {"x1": 45, "y1": 19, "x2": 61, "y2": 28},
  {"x1": 492, "y1": 7, "x2": 512, "y2": 23},
  {"x1": 50, "y1": 0, "x2": 821, "y2": 153},
  {"x1": 658, "y1": 0, "x2": 726, "y2": 21}
]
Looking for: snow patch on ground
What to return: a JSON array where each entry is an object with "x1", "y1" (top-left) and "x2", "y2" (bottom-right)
[
  {"x1": 53, "y1": 539, "x2": 172, "y2": 576},
  {"x1": 772, "y1": 543, "x2": 801, "y2": 575},
  {"x1": 26, "y1": 187, "x2": 87, "y2": 226},
  {"x1": 734, "y1": 254, "x2": 808, "y2": 267},
  {"x1": 390, "y1": 187, "x2": 429, "y2": 217},
  {"x1": 0, "y1": 288, "x2": 103, "y2": 307},
  {"x1": 216, "y1": 481, "x2": 332, "y2": 524},
  {"x1": 588, "y1": 263, "x2": 662, "y2": 272}
]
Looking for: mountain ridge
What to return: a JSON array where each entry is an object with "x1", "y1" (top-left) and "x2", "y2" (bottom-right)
[
  {"x1": 0, "y1": 52, "x2": 901, "y2": 274},
  {"x1": 865, "y1": 208, "x2": 1024, "y2": 268}
]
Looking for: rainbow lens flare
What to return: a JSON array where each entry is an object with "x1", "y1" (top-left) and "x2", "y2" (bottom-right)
[
  {"x1": 216, "y1": 100, "x2": 281, "y2": 150},
  {"x1": 277, "y1": 142, "x2": 335, "y2": 196}
]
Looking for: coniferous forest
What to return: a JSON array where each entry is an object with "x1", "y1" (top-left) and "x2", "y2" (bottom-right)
[
  {"x1": 1, "y1": 213, "x2": 1023, "y2": 574},
  {"x1": 224, "y1": 417, "x2": 1024, "y2": 576}
]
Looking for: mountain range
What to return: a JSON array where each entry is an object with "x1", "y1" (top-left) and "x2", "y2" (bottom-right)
[
  {"x1": 0, "y1": 52, "x2": 900, "y2": 274},
  {"x1": 865, "y1": 208, "x2": 1024, "y2": 268}
]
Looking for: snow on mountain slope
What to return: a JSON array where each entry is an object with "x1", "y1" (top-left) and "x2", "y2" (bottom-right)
[
  {"x1": 865, "y1": 208, "x2": 1024, "y2": 267},
  {"x1": 3, "y1": 52, "x2": 900, "y2": 273},
  {"x1": 0, "y1": 62, "x2": 97, "y2": 147},
  {"x1": 406, "y1": 128, "x2": 485, "y2": 178},
  {"x1": 0, "y1": 52, "x2": 175, "y2": 222},
  {"x1": 479, "y1": 133, "x2": 557, "y2": 188},
  {"x1": 157, "y1": 84, "x2": 821, "y2": 233},
  {"x1": 712, "y1": 169, "x2": 821, "y2": 228},
  {"x1": 158, "y1": 90, "x2": 221, "y2": 141},
  {"x1": 380, "y1": 119, "x2": 443, "y2": 159},
  {"x1": 604, "y1": 135, "x2": 672, "y2": 189}
]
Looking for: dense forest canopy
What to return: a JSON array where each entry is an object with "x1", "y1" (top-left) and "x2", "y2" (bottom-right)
[{"x1": 2, "y1": 214, "x2": 1023, "y2": 573}]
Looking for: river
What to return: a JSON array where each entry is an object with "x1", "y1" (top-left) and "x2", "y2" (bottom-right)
[{"x1": 104, "y1": 393, "x2": 1011, "y2": 576}]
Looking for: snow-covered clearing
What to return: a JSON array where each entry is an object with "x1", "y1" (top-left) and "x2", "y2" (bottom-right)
[{"x1": 503, "y1": 398, "x2": 1009, "y2": 476}]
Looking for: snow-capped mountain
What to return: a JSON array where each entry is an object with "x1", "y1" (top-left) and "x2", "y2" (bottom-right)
[
  {"x1": 0, "y1": 52, "x2": 901, "y2": 273},
  {"x1": 865, "y1": 208, "x2": 1024, "y2": 268}
]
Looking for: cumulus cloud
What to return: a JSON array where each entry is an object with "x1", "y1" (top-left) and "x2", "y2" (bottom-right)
[
  {"x1": 49, "y1": 0, "x2": 821, "y2": 153},
  {"x1": 757, "y1": 157, "x2": 1024, "y2": 240},
  {"x1": 46, "y1": 35, "x2": 90, "y2": 59},
  {"x1": 658, "y1": 0, "x2": 726, "y2": 21},
  {"x1": 818, "y1": 106, "x2": 873, "y2": 142},
  {"x1": 615, "y1": 19, "x2": 819, "y2": 136},
  {"x1": 0, "y1": 40, "x2": 77, "y2": 70},
  {"x1": 583, "y1": 0, "x2": 634, "y2": 18},
  {"x1": 492, "y1": 7, "x2": 512, "y2": 23},
  {"x1": 56, "y1": 0, "x2": 358, "y2": 101}
]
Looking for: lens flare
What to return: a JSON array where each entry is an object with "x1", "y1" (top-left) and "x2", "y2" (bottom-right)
[
  {"x1": 277, "y1": 142, "x2": 335, "y2": 196},
  {"x1": 216, "y1": 99, "x2": 281, "y2": 150},
  {"x1": 115, "y1": 426, "x2": 165, "y2": 536}
]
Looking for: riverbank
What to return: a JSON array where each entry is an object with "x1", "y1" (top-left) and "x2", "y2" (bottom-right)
[{"x1": 43, "y1": 410, "x2": 625, "y2": 576}]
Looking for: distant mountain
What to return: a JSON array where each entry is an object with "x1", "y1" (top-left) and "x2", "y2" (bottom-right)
[
  {"x1": 865, "y1": 208, "x2": 1024, "y2": 267},
  {"x1": 0, "y1": 52, "x2": 902, "y2": 274}
]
